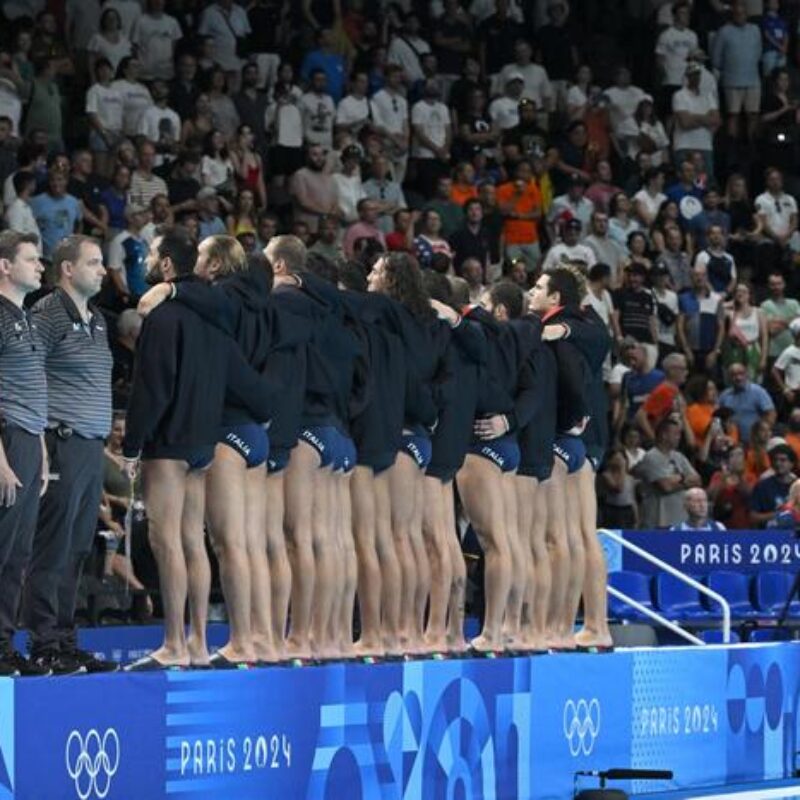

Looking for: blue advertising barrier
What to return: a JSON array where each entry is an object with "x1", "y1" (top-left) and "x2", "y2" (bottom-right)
[
  {"x1": 1, "y1": 642, "x2": 799, "y2": 799},
  {"x1": 601, "y1": 530, "x2": 800, "y2": 575}
]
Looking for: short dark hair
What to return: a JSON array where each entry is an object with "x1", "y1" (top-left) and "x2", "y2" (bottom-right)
[
  {"x1": 156, "y1": 226, "x2": 197, "y2": 276},
  {"x1": 588, "y1": 262, "x2": 611, "y2": 282},
  {"x1": 305, "y1": 252, "x2": 338, "y2": 285},
  {"x1": 655, "y1": 414, "x2": 680, "y2": 440},
  {"x1": 547, "y1": 266, "x2": 581, "y2": 306},
  {"x1": 422, "y1": 270, "x2": 453, "y2": 304},
  {"x1": 12, "y1": 170, "x2": 36, "y2": 196},
  {"x1": 463, "y1": 197, "x2": 482, "y2": 213},
  {"x1": 52, "y1": 235, "x2": 98, "y2": 279},
  {"x1": 0, "y1": 231, "x2": 39, "y2": 263},
  {"x1": 339, "y1": 260, "x2": 368, "y2": 292},
  {"x1": 489, "y1": 281, "x2": 524, "y2": 319}
]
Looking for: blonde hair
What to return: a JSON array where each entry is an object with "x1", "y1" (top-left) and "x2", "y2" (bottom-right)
[
  {"x1": 265, "y1": 234, "x2": 307, "y2": 275},
  {"x1": 203, "y1": 235, "x2": 247, "y2": 276}
]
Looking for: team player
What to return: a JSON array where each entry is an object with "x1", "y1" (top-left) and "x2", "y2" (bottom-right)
[{"x1": 123, "y1": 228, "x2": 276, "y2": 670}]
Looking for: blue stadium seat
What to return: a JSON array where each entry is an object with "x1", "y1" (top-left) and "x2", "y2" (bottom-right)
[
  {"x1": 700, "y1": 629, "x2": 741, "y2": 644},
  {"x1": 705, "y1": 571, "x2": 760, "y2": 620},
  {"x1": 748, "y1": 628, "x2": 791, "y2": 643},
  {"x1": 754, "y1": 572, "x2": 800, "y2": 619},
  {"x1": 654, "y1": 573, "x2": 712, "y2": 621},
  {"x1": 608, "y1": 571, "x2": 653, "y2": 622}
]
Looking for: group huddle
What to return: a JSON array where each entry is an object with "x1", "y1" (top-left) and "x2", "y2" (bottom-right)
[{"x1": 122, "y1": 230, "x2": 613, "y2": 670}]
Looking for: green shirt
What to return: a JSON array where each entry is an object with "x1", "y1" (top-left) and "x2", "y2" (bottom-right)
[
  {"x1": 761, "y1": 297, "x2": 800, "y2": 358},
  {"x1": 24, "y1": 78, "x2": 62, "y2": 143},
  {"x1": 423, "y1": 199, "x2": 464, "y2": 238}
]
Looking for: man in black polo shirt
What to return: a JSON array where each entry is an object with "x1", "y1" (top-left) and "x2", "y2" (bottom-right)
[
  {"x1": 0, "y1": 231, "x2": 50, "y2": 677},
  {"x1": 23, "y1": 235, "x2": 117, "y2": 675},
  {"x1": 450, "y1": 198, "x2": 491, "y2": 276},
  {"x1": 612, "y1": 262, "x2": 658, "y2": 366}
]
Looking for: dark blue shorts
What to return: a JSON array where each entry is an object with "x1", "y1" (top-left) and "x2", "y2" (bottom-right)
[
  {"x1": 267, "y1": 446, "x2": 291, "y2": 474},
  {"x1": 334, "y1": 431, "x2": 357, "y2": 473},
  {"x1": 518, "y1": 461, "x2": 553, "y2": 482},
  {"x1": 553, "y1": 435, "x2": 586, "y2": 475},
  {"x1": 143, "y1": 444, "x2": 215, "y2": 471},
  {"x1": 300, "y1": 426, "x2": 341, "y2": 469},
  {"x1": 219, "y1": 423, "x2": 269, "y2": 468},
  {"x1": 400, "y1": 431, "x2": 432, "y2": 471},
  {"x1": 468, "y1": 435, "x2": 520, "y2": 473}
]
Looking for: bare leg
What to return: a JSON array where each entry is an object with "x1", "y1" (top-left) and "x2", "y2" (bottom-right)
[
  {"x1": 456, "y1": 455, "x2": 511, "y2": 652},
  {"x1": 444, "y1": 481, "x2": 468, "y2": 652},
  {"x1": 501, "y1": 472, "x2": 524, "y2": 648},
  {"x1": 283, "y1": 442, "x2": 320, "y2": 659},
  {"x1": 245, "y1": 465, "x2": 277, "y2": 662},
  {"x1": 374, "y1": 469, "x2": 402, "y2": 654},
  {"x1": 141, "y1": 459, "x2": 190, "y2": 666},
  {"x1": 544, "y1": 462, "x2": 571, "y2": 648},
  {"x1": 515, "y1": 475, "x2": 540, "y2": 649},
  {"x1": 562, "y1": 470, "x2": 587, "y2": 643},
  {"x1": 574, "y1": 463, "x2": 613, "y2": 648},
  {"x1": 310, "y1": 466, "x2": 336, "y2": 658},
  {"x1": 181, "y1": 470, "x2": 210, "y2": 665},
  {"x1": 351, "y1": 466, "x2": 384, "y2": 655},
  {"x1": 422, "y1": 476, "x2": 452, "y2": 653},
  {"x1": 388, "y1": 454, "x2": 418, "y2": 653},
  {"x1": 205, "y1": 445, "x2": 255, "y2": 663},
  {"x1": 336, "y1": 471, "x2": 356, "y2": 656},
  {"x1": 409, "y1": 470, "x2": 430, "y2": 651},
  {"x1": 264, "y1": 470, "x2": 290, "y2": 656},
  {"x1": 529, "y1": 477, "x2": 550, "y2": 649}
]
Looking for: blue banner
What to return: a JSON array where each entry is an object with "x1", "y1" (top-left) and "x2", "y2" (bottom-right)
[
  {"x1": 601, "y1": 530, "x2": 800, "y2": 575},
  {"x1": 2, "y1": 643, "x2": 799, "y2": 799}
]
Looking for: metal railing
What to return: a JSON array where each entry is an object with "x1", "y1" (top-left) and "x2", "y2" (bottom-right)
[{"x1": 598, "y1": 528, "x2": 732, "y2": 645}]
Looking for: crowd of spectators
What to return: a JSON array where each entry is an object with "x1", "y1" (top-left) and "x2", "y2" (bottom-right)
[{"x1": 1, "y1": 0, "x2": 800, "y2": 539}]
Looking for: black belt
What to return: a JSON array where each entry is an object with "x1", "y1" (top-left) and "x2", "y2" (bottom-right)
[{"x1": 46, "y1": 424, "x2": 104, "y2": 441}]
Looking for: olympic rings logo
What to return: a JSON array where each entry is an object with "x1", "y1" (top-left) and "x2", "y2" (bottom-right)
[
  {"x1": 563, "y1": 698, "x2": 601, "y2": 756},
  {"x1": 65, "y1": 728, "x2": 120, "y2": 800}
]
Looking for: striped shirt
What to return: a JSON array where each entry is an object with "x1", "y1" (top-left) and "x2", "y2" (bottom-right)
[
  {"x1": 32, "y1": 289, "x2": 113, "y2": 439},
  {"x1": 0, "y1": 295, "x2": 47, "y2": 434}
]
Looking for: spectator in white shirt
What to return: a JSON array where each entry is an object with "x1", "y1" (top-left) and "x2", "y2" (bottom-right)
[
  {"x1": 104, "y1": 0, "x2": 142, "y2": 38},
  {"x1": 654, "y1": 1, "x2": 698, "y2": 113},
  {"x1": 772, "y1": 318, "x2": 800, "y2": 406},
  {"x1": 605, "y1": 65, "x2": 647, "y2": 136},
  {"x1": 264, "y1": 84, "x2": 304, "y2": 192},
  {"x1": 333, "y1": 145, "x2": 366, "y2": 224},
  {"x1": 411, "y1": 80, "x2": 452, "y2": 196},
  {"x1": 201, "y1": 129, "x2": 235, "y2": 193},
  {"x1": 755, "y1": 167, "x2": 798, "y2": 254},
  {"x1": 370, "y1": 65, "x2": 410, "y2": 183},
  {"x1": 542, "y1": 217, "x2": 597, "y2": 272},
  {"x1": 548, "y1": 176, "x2": 595, "y2": 238},
  {"x1": 137, "y1": 80, "x2": 181, "y2": 166},
  {"x1": 387, "y1": 12, "x2": 431, "y2": 86},
  {"x1": 85, "y1": 58, "x2": 125, "y2": 177},
  {"x1": 488, "y1": 74, "x2": 525, "y2": 131},
  {"x1": 112, "y1": 56, "x2": 154, "y2": 138},
  {"x1": 198, "y1": 0, "x2": 252, "y2": 83},
  {"x1": 87, "y1": 7, "x2": 132, "y2": 79},
  {"x1": 633, "y1": 167, "x2": 667, "y2": 228},
  {"x1": 299, "y1": 69, "x2": 336, "y2": 148},
  {"x1": 497, "y1": 39, "x2": 553, "y2": 112},
  {"x1": 4, "y1": 171, "x2": 41, "y2": 250},
  {"x1": 672, "y1": 62, "x2": 720, "y2": 177},
  {"x1": 336, "y1": 72, "x2": 371, "y2": 137},
  {"x1": 131, "y1": 0, "x2": 183, "y2": 81}
]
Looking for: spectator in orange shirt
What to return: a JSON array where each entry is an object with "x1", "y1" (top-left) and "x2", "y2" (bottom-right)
[
  {"x1": 496, "y1": 159, "x2": 542, "y2": 274},
  {"x1": 450, "y1": 161, "x2": 479, "y2": 207},
  {"x1": 744, "y1": 419, "x2": 773, "y2": 483},
  {"x1": 635, "y1": 352, "x2": 695, "y2": 447},
  {"x1": 685, "y1": 375, "x2": 740, "y2": 445}
]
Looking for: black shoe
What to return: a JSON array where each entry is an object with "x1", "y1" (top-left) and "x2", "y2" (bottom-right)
[
  {"x1": 8, "y1": 650, "x2": 54, "y2": 677},
  {"x1": 63, "y1": 647, "x2": 119, "y2": 674},
  {"x1": 29, "y1": 650, "x2": 85, "y2": 676},
  {"x1": 0, "y1": 652, "x2": 21, "y2": 677}
]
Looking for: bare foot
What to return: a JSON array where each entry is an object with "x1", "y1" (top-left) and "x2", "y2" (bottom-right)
[
  {"x1": 284, "y1": 638, "x2": 313, "y2": 661},
  {"x1": 353, "y1": 638, "x2": 385, "y2": 658},
  {"x1": 470, "y1": 634, "x2": 504, "y2": 653},
  {"x1": 422, "y1": 632, "x2": 448, "y2": 654},
  {"x1": 574, "y1": 628, "x2": 614, "y2": 649},
  {"x1": 149, "y1": 645, "x2": 191, "y2": 668},
  {"x1": 216, "y1": 644, "x2": 257, "y2": 664}
]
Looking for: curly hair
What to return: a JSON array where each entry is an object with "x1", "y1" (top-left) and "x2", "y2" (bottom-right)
[{"x1": 380, "y1": 252, "x2": 434, "y2": 322}]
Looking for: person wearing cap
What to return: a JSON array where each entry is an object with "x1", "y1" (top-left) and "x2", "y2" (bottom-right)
[
  {"x1": 497, "y1": 39, "x2": 553, "y2": 114},
  {"x1": 750, "y1": 442, "x2": 797, "y2": 527},
  {"x1": 655, "y1": 2, "x2": 698, "y2": 116},
  {"x1": 542, "y1": 216, "x2": 596, "y2": 273},
  {"x1": 106, "y1": 201, "x2": 150, "y2": 307},
  {"x1": 488, "y1": 72, "x2": 526, "y2": 131},
  {"x1": 196, "y1": 186, "x2": 227, "y2": 240},
  {"x1": 547, "y1": 174, "x2": 594, "y2": 239},
  {"x1": 771, "y1": 317, "x2": 800, "y2": 407},
  {"x1": 720, "y1": 362, "x2": 776, "y2": 445},
  {"x1": 671, "y1": 61, "x2": 720, "y2": 179}
]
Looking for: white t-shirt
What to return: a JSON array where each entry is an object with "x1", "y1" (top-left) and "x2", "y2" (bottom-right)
[
  {"x1": 333, "y1": 172, "x2": 365, "y2": 224},
  {"x1": 298, "y1": 92, "x2": 335, "y2": 147},
  {"x1": 264, "y1": 102, "x2": 303, "y2": 147},
  {"x1": 585, "y1": 287, "x2": 614, "y2": 329},
  {"x1": 497, "y1": 62, "x2": 552, "y2": 108},
  {"x1": 755, "y1": 191, "x2": 798, "y2": 239},
  {"x1": 86, "y1": 33, "x2": 132, "y2": 72},
  {"x1": 694, "y1": 248, "x2": 737, "y2": 285},
  {"x1": 655, "y1": 25, "x2": 699, "y2": 86},
  {"x1": 488, "y1": 96, "x2": 520, "y2": 130},
  {"x1": 198, "y1": 3, "x2": 251, "y2": 72},
  {"x1": 111, "y1": 78, "x2": 153, "y2": 136},
  {"x1": 605, "y1": 84, "x2": 647, "y2": 133},
  {"x1": 371, "y1": 89, "x2": 408, "y2": 136},
  {"x1": 653, "y1": 287, "x2": 679, "y2": 346},
  {"x1": 336, "y1": 95, "x2": 370, "y2": 131},
  {"x1": 672, "y1": 88, "x2": 717, "y2": 151},
  {"x1": 542, "y1": 242, "x2": 597, "y2": 272},
  {"x1": 775, "y1": 344, "x2": 800, "y2": 390},
  {"x1": 85, "y1": 82, "x2": 124, "y2": 132},
  {"x1": 411, "y1": 99, "x2": 450, "y2": 158},
  {"x1": 137, "y1": 106, "x2": 181, "y2": 163},
  {"x1": 4, "y1": 199, "x2": 41, "y2": 250},
  {"x1": 566, "y1": 84, "x2": 588, "y2": 112},
  {"x1": 104, "y1": 0, "x2": 142, "y2": 37},
  {"x1": 633, "y1": 188, "x2": 667, "y2": 223},
  {"x1": 131, "y1": 13, "x2": 183, "y2": 80},
  {"x1": 201, "y1": 154, "x2": 234, "y2": 188},
  {"x1": 387, "y1": 35, "x2": 431, "y2": 85},
  {"x1": 0, "y1": 82, "x2": 22, "y2": 136}
]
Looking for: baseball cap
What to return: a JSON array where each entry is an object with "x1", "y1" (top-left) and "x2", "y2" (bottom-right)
[
  {"x1": 125, "y1": 202, "x2": 148, "y2": 218},
  {"x1": 506, "y1": 71, "x2": 525, "y2": 84},
  {"x1": 685, "y1": 62, "x2": 702, "y2": 76},
  {"x1": 767, "y1": 436, "x2": 789, "y2": 453},
  {"x1": 341, "y1": 144, "x2": 362, "y2": 161},
  {"x1": 789, "y1": 317, "x2": 800, "y2": 337},
  {"x1": 563, "y1": 217, "x2": 582, "y2": 231},
  {"x1": 197, "y1": 186, "x2": 217, "y2": 201},
  {"x1": 652, "y1": 262, "x2": 670, "y2": 276}
]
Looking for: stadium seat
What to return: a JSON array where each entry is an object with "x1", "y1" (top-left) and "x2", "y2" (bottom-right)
[
  {"x1": 608, "y1": 571, "x2": 654, "y2": 622},
  {"x1": 754, "y1": 572, "x2": 800, "y2": 619},
  {"x1": 748, "y1": 628, "x2": 791, "y2": 643},
  {"x1": 700, "y1": 629, "x2": 740, "y2": 644},
  {"x1": 654, "y1": 573, "x2": 712, "y2": 621},
  {"x1": 705, "y1": 571, "x2": 760, "y2": 620}
]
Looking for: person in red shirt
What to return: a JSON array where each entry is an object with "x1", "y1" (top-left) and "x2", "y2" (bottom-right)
[
  {"x1": 496, "y1": 160, "x2": 542, "y2": 274},
  {"x1": 636, "y1": 352, "x2": 694, "y2": 447},
  {"x1": 707, "y1": 445, "x2": 755, "y2": 528},
  {"x1": 385, "y1": 207, "x2": 416, "y2": 252}
]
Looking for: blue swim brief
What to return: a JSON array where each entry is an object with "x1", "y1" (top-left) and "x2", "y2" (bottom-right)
[
  {"x1": 219, "y1": 423, "x2": 269, "y2": 468},
  {"x1": 553, "y1": 435, "x2": 587, "y2": 475},
  {"x1": 468, "y1": 434, "x2": 520, "y2": 473}
]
